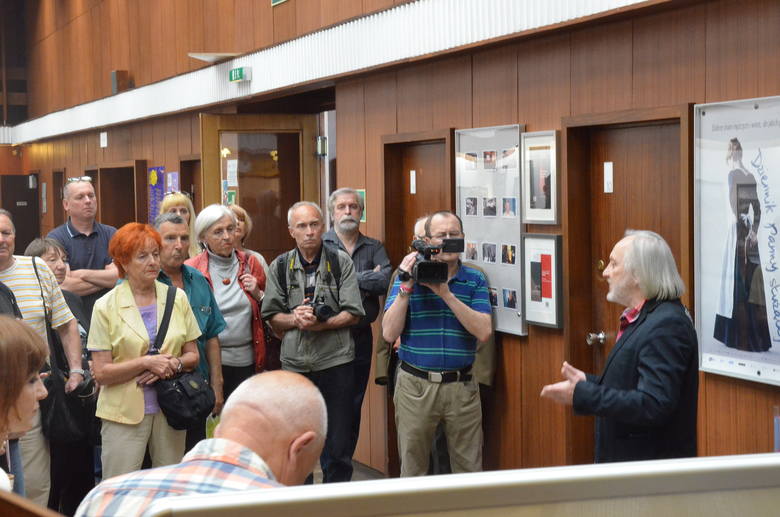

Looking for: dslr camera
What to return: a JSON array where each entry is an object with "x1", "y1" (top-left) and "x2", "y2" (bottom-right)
[
  {"x1": 398, "y1": 238, "x2": 465, "y2": 284},
  {"x1": 301, "y1": 297, "x2": 337, "y2": 322}
]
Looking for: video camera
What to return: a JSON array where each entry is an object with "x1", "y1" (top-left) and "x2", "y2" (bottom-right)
[{"x1": 398, "y1": 238, "x2": 465, "y2": 284}]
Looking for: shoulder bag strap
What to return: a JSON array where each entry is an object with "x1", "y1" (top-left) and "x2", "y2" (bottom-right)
[
  {"x1": 153, "y1": 285, "x2": 177, "y2": 351},
  {"x1": 31, "y1": 258, "x2": 64, "y2": 370}
]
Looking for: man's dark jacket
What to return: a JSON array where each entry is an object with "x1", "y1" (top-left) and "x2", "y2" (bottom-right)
[{"x1": 573, "y1": 298, "x2": 698, "y2": 463}]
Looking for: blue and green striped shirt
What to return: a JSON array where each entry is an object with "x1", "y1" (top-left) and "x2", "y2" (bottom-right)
[{"x1": 385, "y1": 263, "x2": 491, "y2": 371}]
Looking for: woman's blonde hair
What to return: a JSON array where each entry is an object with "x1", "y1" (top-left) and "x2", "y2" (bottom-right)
[
  {"x1": 160, "y1": 192, "x2": 200, "y2": 258},
  {"x1": 228, "y1": 204, "x2": 252, "y2": 247},
  {"x1": 0, "y1": 316, "x2": 47, "y2": 437}
]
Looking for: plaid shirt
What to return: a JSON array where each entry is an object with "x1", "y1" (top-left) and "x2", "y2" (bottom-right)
[{"x1": 75, "y1": 438, "x2": 280, "y2": 517}]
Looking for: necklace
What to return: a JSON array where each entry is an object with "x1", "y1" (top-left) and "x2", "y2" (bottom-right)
[{"x1": 222, "y1": 277, "x2": 231, "y2": 285}]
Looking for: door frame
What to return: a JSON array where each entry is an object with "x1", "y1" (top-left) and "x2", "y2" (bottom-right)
[
  {"x1": 380, "y1": 128, "x2": 454, "y2": 476},
  {"x1": 560, "y1": 104, "x2": 693, "y2": 464},
  {"x1": 200, "y1": 113, "x2": 318, "y2": 207}
]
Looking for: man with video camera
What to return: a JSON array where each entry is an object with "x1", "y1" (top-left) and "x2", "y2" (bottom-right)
[
  {"x1": 262, "y1": 201, "x2": 365, "y2": 483},
  {"x1": 382, "y1": 210, "x2": 492, "y2": 476}
]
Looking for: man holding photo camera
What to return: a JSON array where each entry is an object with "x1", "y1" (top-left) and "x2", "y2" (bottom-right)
[
  {"x1": 382, "y1": 210, "x2": 492, "y2": 476},
  {"x1": 262, "y1": 201, "x2": 364, "y2": 483}
]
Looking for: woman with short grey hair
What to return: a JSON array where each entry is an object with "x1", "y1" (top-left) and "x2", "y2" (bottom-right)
[{"x1": 186, "y1": 204, "x2": 267, "y2": 399}]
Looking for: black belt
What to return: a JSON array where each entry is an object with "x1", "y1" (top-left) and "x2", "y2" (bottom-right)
[{"x1": 400, "y1": 361, "x2": 472, "y2": 384}]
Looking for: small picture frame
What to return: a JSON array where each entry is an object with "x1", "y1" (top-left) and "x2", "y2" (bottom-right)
[
  {"x1": 521, "y1": 130, "x2": 559, "y2": 224},
  {"x1": 522, "y1": 234, "x2": 562, "y2": 328}
]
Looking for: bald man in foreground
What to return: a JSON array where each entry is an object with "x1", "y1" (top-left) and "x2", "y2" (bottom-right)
[{"x1": 75, "y1": 371, "x2": 327, "y2": 517}]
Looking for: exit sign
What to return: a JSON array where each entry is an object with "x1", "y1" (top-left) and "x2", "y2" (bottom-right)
[
  {"x1": 272, "y1": 0, "x2": 288, "y2": 5},
  {"x1": 229, "y1": 67, "x2": 252, "y2": 83}
]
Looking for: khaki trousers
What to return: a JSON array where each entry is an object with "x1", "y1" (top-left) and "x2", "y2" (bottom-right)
[
  {"x1": 101, "y1": 412, "x2": 185, "y2": 480},
  {"x1": 19, "y1": 411, "x2": 50, "y2": 506},
  {"x1": 394, "y1": 367, "x2": 483, "y2": 477}
]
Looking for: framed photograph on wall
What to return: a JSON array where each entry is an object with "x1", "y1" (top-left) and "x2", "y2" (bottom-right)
[
  {"x1": 521, "y1": 130, "x2": 559, "y2": 224},
  {"x1": 522, "y1": 234, "x2": 562, "y2": 329}
]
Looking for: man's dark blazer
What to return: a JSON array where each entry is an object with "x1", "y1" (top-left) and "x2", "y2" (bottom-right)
[{"x1": 573, "y1": 298, "x2": 698, "y2": 463}]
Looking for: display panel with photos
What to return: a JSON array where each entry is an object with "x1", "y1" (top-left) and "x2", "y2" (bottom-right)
[
  {"x1": 456, "y1": 124, "x2": 526, "y2": 336},
  {"x1": 521, "y1": 130, "x2": 559, "y2": 224},
  {"x1": 522, "y1": 234, "x2": 562, "y2": 329}
]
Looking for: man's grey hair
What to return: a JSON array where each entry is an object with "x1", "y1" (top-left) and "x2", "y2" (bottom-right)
[
  {"x1": 0, "y1": 209, "x2": 14, "y2": 232},
  {"x1": 193, "y1": 204, "x2": 236, "y2": 241},
  {"x1": 287, "y1": 201, "x2": 323, "y2": 226},
  {"x1": 62, "y1": 178, "x2": 94, "y2": 199},
  {"x1": 623, "y1": 229, "x2": 685, "y2": 301},
  {"x1": 153, "y1": 212, "x2": 186, "y2": 230},
  {"x1": 327, "y1": 188, "x2": 364, "y2": 217}
]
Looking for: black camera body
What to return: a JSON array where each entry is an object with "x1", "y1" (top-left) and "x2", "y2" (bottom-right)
[
  {"x1": 399, "y1": 238, "x2": 465, "y2": 284},
  {"x1": 302, "y1": 299, "x2": 337, "y2": 322}
]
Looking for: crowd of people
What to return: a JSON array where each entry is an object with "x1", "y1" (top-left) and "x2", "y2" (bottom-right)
[{"x1": 0, "y1": 177, "x2": 698, "y2": 517}]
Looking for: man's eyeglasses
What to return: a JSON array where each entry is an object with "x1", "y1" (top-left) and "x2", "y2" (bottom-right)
[{"x1": 66, "y1": 176, "x2": 93, "y2": 184}]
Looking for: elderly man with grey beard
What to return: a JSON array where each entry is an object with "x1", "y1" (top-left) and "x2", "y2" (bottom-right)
[{"x1": 322, "y1": 188, "x2": 391, "y2": 461}]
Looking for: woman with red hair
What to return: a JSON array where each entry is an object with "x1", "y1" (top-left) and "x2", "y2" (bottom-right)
[{"x1": 88, "y1": 223, "x2": 201, "y2": 479}]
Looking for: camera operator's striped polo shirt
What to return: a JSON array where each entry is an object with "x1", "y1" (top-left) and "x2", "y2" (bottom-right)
[{"x1": 385, "y1": 263, "x2": 491, "y2": 371}]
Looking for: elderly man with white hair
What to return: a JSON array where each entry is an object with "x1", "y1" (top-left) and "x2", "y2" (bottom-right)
[
  {"x1": 541, "y1": 230, "x2": 698, "y2": 463},
  {"x1": 76, "y1": 371, "x2": 327, "y2": 517}
]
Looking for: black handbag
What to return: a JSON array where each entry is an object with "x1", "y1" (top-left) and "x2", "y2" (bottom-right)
[
  {"x1": 32, "y1": 259, "x2": 98, "y2": 445},
  {"x1": 154, "y1": 285, "x2": 215, "y2": 430}
]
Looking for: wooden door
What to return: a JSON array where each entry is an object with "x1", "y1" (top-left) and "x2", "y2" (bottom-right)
[
  {"x1": 201, "y1": 114, "x2": 317, "y2": 264},
  {"x1": 381, "y1": 129, "x2": 454, "y2": 476},
  {"x1": 1, "y1": 174, "x2": 40, "y2": 252},
  {"x1": 179, "y1": 160, "x2": 202, "y2": 212},
  {"x1": 587, "y1": 122, "x2": 683, "y2": 371},
  {"x1": 98, "y1": 167, "x2": 135, "y2": 229}
]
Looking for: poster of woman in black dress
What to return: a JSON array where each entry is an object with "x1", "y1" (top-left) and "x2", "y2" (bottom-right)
[{"x1": 714, "y1": 137, "x2": 771, "y2": 352}]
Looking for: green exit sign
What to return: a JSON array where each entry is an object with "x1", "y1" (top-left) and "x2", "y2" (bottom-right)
[
  {"x1": 229, "y1": 67, "x2": 252, "y2": 83},
  {"x1": 272, "y1": 0, "x2": 288, "y2": 5}
]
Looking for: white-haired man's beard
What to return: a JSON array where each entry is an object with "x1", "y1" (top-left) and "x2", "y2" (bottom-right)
[{"x1": 335, "y1": 216, "x2": 359, "y2": 233}]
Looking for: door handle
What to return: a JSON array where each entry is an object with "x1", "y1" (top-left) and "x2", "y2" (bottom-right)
[{"x1": 586, "y1": 331, "x2": 606, "y2": 346}]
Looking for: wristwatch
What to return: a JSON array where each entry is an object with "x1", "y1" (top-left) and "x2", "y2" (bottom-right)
[{"x1": 69, "y1": 368, "x2": 86, "y2": 377}]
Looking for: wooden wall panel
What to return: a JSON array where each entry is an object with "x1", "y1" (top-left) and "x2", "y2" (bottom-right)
[
  {"x1": 335, "y1": 80, "x2": 366, "y2": 188},
  {"x1": 363, "y1": 72, "x2": 397, "y2": 238},
  {"x1": 472, "y1": 44, "x2": 518, "y2": 128},
  {"x1": 0, "y1": 148, "x2": 22, "y2": 174},
  {"x1": 363, "y1": 0, "x2": 395, "y2": 14},
  {"x1": 516, "y1": 33, "x2": 571, "y2": 130},
  {"x1": 430, "y1": 56, "x2": 472, "y2": 130},
  {"x1": 706, "y1": 0, "x2": 780, "y2": 102},
  {"x1": 24, "y1": 0, "x2": 446, "y2": 117},
  {"x1": 321, "y1": 0, "x2": 362, "y2": 28},
  {"x1": 272, "y1": 0, "x2": 296, "y2": 44},
  {"x1": 570, "y1": 20, "x2": 633, "y2": 116},
  {"x1": 362, "y1": 72, "x2": 397, "y2": 470},
  {"x1": 397, "y1": 63, "x2": 433, "y2": 134},
  {"x1": 632, "y1": 5, "x2": 706, "y2": 108}
]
